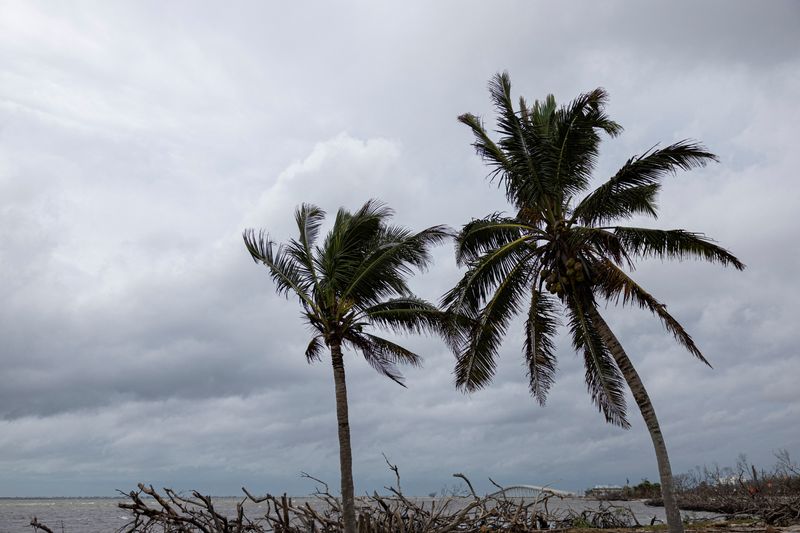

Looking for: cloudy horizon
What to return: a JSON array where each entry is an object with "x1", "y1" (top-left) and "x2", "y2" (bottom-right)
[{"x1": 1, "y1": 1, "x2": 799, "y2": 497}]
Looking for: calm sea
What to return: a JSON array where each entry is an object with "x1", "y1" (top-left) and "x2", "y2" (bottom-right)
[{"x1": 0, "y1": 496, "x2": 712, "y2": 532}]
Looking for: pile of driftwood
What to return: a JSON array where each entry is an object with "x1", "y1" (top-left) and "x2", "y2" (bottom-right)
[
  {"x1": 28, "y1": 467, "x2": 646, "y2": 533},
  {"x1": 105, "y1": 479, "x2": 641, "y2": 533}
]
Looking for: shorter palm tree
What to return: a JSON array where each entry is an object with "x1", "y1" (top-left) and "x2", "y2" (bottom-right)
[{"x1": 244, "y1": 200, "x2": 450, "y2": 533}]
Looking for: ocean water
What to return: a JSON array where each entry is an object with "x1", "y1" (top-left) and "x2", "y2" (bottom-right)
[
  {"x1": 1, "y1": 497, "x2": 272, "y2": 533},
  {"x1": 0, "y1": 496, "x2": 713, "y2": 532}
]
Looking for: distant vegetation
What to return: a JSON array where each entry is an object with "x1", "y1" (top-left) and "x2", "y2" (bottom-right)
[
  {"x1": 648, "y1": 451, "x2": 800, "y2": 526},
  {"x1": 623, "y1": 479, "x2": 662, "y2": 500}
]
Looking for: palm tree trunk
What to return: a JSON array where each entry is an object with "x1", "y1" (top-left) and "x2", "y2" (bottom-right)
[
  {"x1": 330, "y1": 341, "x2": 357, "y2": 533},
  {"x1": 588, "y1": 307, "x2": 684, "y2": 533}
]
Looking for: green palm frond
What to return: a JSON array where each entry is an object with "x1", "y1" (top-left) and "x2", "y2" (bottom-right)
[
  {"x1": 573, "y1": 141, "x2": 717, "y2": 225},
  {"x1": 488, "y1": 72, "x2": 550, "y2": 206},
  {"x1": 243, "y1": 229, "x2": 317, "y2": 311},
  {"x1": 285, "y1": 204, "x2": 325, "y2": 289},
  {"x1": 575, "y1": 183, "x2": 661, "y2": 225},
  {"x1": 458, "y1": 113, "x2": 514, "y2": 184},
  {"x1": 295, "y1": 203, "x2": 326, "y2": 249},
  {"x1": 613, "y1": 227, "x2": 745, "y2": 269},
  {"x1": 343, "y1": 224, "x2": 450, "y2": 305},
  {"x1": 568, "y1": 227, "x2": 633, "y2": 269},
  {"x1": 317, "y1": 200, "x2": 392, "y2": 293},
  {"x1": 345, "y1": 332, "x2": 422, "y2": 386},
  {"x1": 455, "y1": 215, "x2": 538, "y2": 266},
  {"x1": 524, "y1": 289, "x2": 559, "y2": 405},
  {"x1": 361, "y1": 333, "x2": 422, "y2": 367},
  {"x1": 592, "y1": 259, "x2": 710, "y2": 366},
  {"x1": 305, "y1": 335, "x2": 324, "y2": 363},
  {"x1": 551, "y1": 88, "x2": 622, "y2": 198},
  {"x1": 459, "y1": 72, "x2": 554, "y2": 210},
  {"x1": 567, "y1": 297, "x2": 630, "y2": 428},
  {"x1": 454, "y1": 258, "x2": 532, "y2": 392},
  {"x1": 362, "y1": 297, "x2": 446, "y2": 335},
  {"x1": 442, "y1": 234, "x2": 538, "y2": 316},
  {"x1": 529, "y1": 93, "x2": 557, "y2": 136}
]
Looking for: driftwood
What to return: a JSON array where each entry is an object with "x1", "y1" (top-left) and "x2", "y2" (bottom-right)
[
  {"x1": 29, "y1": 517, "x2": 55, "y2": 533},
  {"x1": 116, "y1": 483, "x2": 259, "y2": 532},
  {"x1": 104, "y1": 466, "x2": 649, "y2": 533}
]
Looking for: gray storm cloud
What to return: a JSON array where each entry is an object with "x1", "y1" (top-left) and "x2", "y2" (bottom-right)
[{"x1": 0, "y1": 0, "x2": 798, "y2": 496}]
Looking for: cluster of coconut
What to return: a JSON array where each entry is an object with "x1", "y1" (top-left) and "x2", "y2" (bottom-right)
[{"x1": 542, "y1": 257, "x2": 586, "y2": 297}]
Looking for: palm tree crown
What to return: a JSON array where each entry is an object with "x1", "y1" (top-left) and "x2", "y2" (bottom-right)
[
  {"x1": 244, "y1": 199, "x2": 451, "y2": 385},
  {"x1": 444, "y1": 72, "x2": 745, "y2": 426}
]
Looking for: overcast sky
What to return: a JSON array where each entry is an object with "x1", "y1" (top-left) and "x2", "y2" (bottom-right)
[{"x1": 1, "y1": 1, "x2": 799, "y2": 498}]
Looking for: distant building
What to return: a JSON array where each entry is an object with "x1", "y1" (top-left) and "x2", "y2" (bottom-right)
[{"x1": 585, "y1": 485, "x2": 624, "y2": 499}]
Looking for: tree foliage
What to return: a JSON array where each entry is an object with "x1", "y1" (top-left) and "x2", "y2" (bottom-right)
[{"x1": 444, "y1": 72, "x2": 744, "y2": 426}]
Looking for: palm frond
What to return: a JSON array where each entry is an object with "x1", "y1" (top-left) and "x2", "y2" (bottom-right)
[
  {"x1": 343, "y1": 224, "x2": 450, "y2": 305},
  {"x1": 442, "y1": 234, "x2": 538, "y2": 316},
  {"x1": 613, "y1": 227, "x2": 745, "y2": 269},
  {"x1": 569, "y1": 226, "x2": 633, "y2": 269},
  {"x1": 488, "y1": 72, "x2": 551, "y2": 207},
  {"x1": 454, "y1": 258, "x2": 532, "y2": 392},
  {"x1": 345, "y1": 332, "x2": 422, "y2": 386},
  {"x1": 286, "y1": 204, "x2": 325, "y2": 290},
  {"x1": 362, "y1": 297, "x2": 445, "y2": 335},
  {"x1": 551, "y1": 88, "x2": 622, "y2": 197},
  {"x1": 524, "y1": 289, "x2": 559, "y2": 405},
  {"x1": 305, "y1": 335, "x2": 324, "y2": 363},
  {"x1": 574, "y1": 183, "x2": 661, "y2": 225},
  {"x1": 592, "y1": 259, "x2": 711, "y2": 366},
  {"x1": 295, "y1": 203, "x2": 326, "y2": 249},
  {"x1": 573, "y1": 141, "x2": 717, "y2": 225},
  {"x1": 455, "y1": 214, "x2": 537, "y2": 266},
  {"x1": 243, "y1": 229, "x2": 317, "y2": 310},
  {"x1": 566, "y1": 296, "x2": 630, "y2": 428},
  {"x1": 458, "y1": 72, "x2": 554, "y2": 210},
  {"x1": 458, "y1": 112, "x2": 514, "y2": 184},
  {"x1": 317, "y1": 200, "x2": 393, "y2": 293}
]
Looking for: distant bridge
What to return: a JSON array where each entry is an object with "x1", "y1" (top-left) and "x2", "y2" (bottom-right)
[{"x1": 487, "y1": 485, "x2": 576, "y2": 498}]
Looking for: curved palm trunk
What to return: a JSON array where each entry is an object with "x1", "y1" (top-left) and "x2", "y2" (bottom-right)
[
  {"x1": 330, "y1": 342, "x2": 357, "y2": 533},
  {"x1": 588, "y1": 307, "x2": 684, "y2": 533}
]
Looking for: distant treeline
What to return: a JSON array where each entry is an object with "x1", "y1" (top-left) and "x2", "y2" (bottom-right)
[{"x1": 646, "y1": 450, "x2": 800, "y2": 526}]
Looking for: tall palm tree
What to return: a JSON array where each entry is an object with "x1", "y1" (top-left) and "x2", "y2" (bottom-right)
[
  {"x1": 443, "y1": 73, "x2": 744, "y2": 533},
  {"x1": 244, "y1": 200, "x2": 449, "y2": 533}
]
